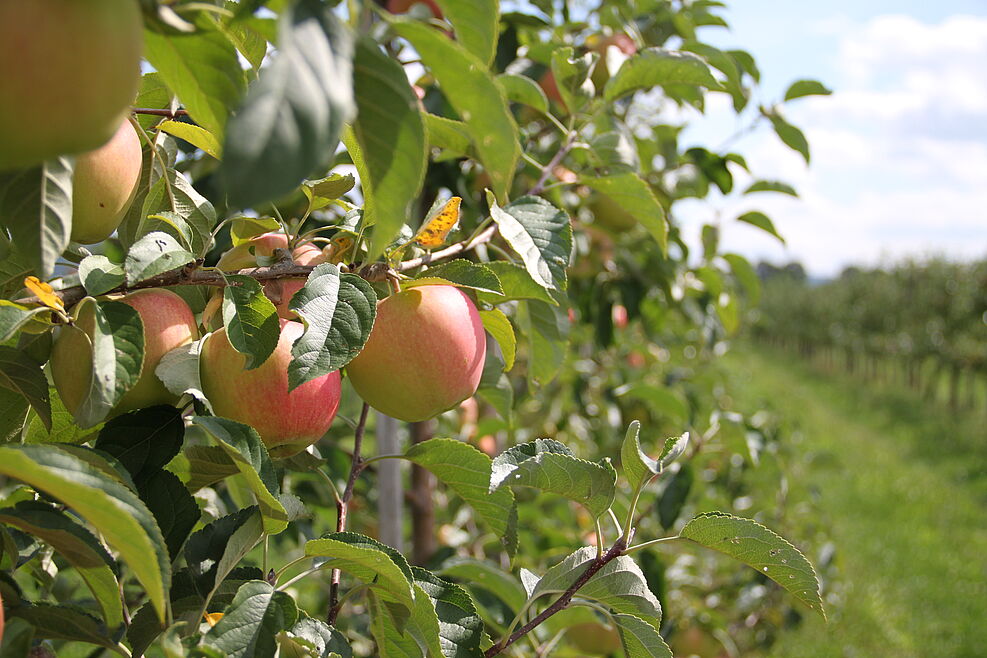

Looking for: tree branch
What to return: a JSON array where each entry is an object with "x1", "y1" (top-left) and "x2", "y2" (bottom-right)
[
  {"x1": 132, "y1": 107, "x2": 190, "y2": 118},
  {"x1": 327, "y1": 402, "x2": 371, "y2": 625},
  {"x1": 484, "y1": 536, "x2": 628, "y2": 657}
]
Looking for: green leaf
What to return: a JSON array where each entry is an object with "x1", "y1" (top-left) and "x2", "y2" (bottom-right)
[
  {"x1": 23, "y1": 387, "x2": 95, "y2": 445},
  {"x1": 0, "y1": 346, "x2": 50, "y2": 431},
  {"x1": 496, "y1": 73, "x2": 549, "y2": 113},
  {"x1": 743, "y1": 180, "x2": 798, "y2": 197},
  {"x1": 94, "y1": 405, "x2": 184, "y2": 482},
  {"x1": 391, "y1": 19, "x2": 519, "y2": 201},
  {"x1": 408, "y1": 260, "x2": 504, "y2": 295},
  {"x1": 8, "y1": 603, "x2": 118, "y2": 649},
  {"x1": 288, "y1": 263, "x2": 377, "y2": 391},
  {"x1": 476, "y1": 262, "x2": 556, "y2": 306},
  {"x1": 766, "y1": 111, "x2": 810, "y2": 163},
  {"x1": 522, "y1": 297, "x2": 569, "y2": 385},
  {"x1": 71, "y1": 299, "x2": 144, "y2": 429},
  {"x1": 478, "y1": 309, "x2": 515, "y2": 371},
  {"x1": 424, "y1": 114, "x2": 472, "y2": 156},
  {"x1": 583, "y1": 174, "x2": 667, "y2": 252},
  {"x1": 185, "y1": 506, "x2": 264, "y2": 600},
  {"x1": 205, "y1": 580, "x2": 299, "y2": 655},
  {"x1": 412, "y1": 567, "x2": 485, "y2": 658},
  {"x1": 229, "y1": 217, "x2": 283, "y2": 247},
  {"x1": 78, "y1": 255, "x2": 125, "y2": 295},
  {"x1": 219, "y1": 0, "x2": 354, "y2": 208},
  {"x1": 193, "y1": 416, "x2": 288, "y2": 534},
  {"x1": 658, "y1": 433, "x2": 689, "y2": 469},
  {"x1": 679, "y1": 511, "x2": 825, "y2": 617},
  {"x1": 123, "y1": 167, "x2": 216, "y2": 254},
  {"x1": 282, "y1": 617, "x2": 352, "y2": 658},
  {"x1": 0, "y1": 387, "x2": 29, "y2": 443},
  {"x1": 0, "y1": 501, "x2": 123, "y2": 628},
  {"x1": 305, "y1": 532, "x2": 415, "y2": 615},
  {"x1": 620, "y1": 421, "x2": 658, "y2": 491},
  {"x1": 222, "y1": 274, "x2": 281, "y2": 370},
  {"x1": 0, "y1": 617, "x2": 34, "y2": 656},
  {"x1": 124, "y1": 231, "x2": 196, "y2": 285},
  {"x1": 490, "y1": 440, "x2": 616, "y2": 518},
  {"x1": 612, "y1": 613, "x2": 673, "y2": 658},
  {"x1": 349, "y1": 37, "x2": 426, "y2": 262},
  {"x1": 489, "y1": 196, "x2": 571, "y2": 291},
  {"x1": 175, "y1": 444, "x2": 239, "y2": 492},
  {"x1": 531, "y1": 547, "x2": 661, "y2": 620},
  {"x1": 155, "y1": 339, "x2": 209, "y2": 407},
  {"x1": 157, "y1": 120, "x2": 222, "y2": 159},
  {"x1": 784, "y1": 79, "x2": 832, "y2": 102},
  {"x1": 366, "y1": 587, "x2": 430, "y2": 658},
  {"x1": 139, "y1": 469, "x2": 199, "y2": 561},
  {"x1": 439, "y1": 558, "x2": 527, "y2": 612},
  {"x1": 737, "y1": 211, "x2": 785, "y2": 244},
  {"x1": 605, "y1": 48, "x2": 721, "y2": 101},
  {"x1": 144, "y1": 29, "x2": 246, "y2": 139},
  {"x1": 435, "y1": 0, "x2": 499, "y2": 65},
  {"x1": 723, "y1": 253, "x2": 761, "y2": 304},
  {"x1": 0, "y1": 157, "x2": 73, "y2": 278},
  {"x1": 0, "y1": 301, "x2": 49, "y2": 343},
  {"x1": 405, "y1": 438, "x2": 516, "y2": 545},
  {"x1": 551, "y1": 47, "x2": 597, "y2": 113},
  {"x1": 303, "y1": 173, "x2": 356, "y2": 213},
  {"x1": 0, "y1": 444, "x2": 170, "y2": 622}
]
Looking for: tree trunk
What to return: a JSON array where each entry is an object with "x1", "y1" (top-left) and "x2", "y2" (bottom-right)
[{"x1": 409, "y1": 419, "x2": 436, "y2": 566}]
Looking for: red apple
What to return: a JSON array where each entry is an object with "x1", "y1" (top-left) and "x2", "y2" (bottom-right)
[
  {"x1": 0, "y1": 0, "x2": 143, "y2": 170},
  {"x1": 71, "y1": 119, "x2": 142, "y2": 244},
  {"x1": 51, "y1": 289, "x2": 199, "y2": 419},
  {"x1": 199, "y1": 320, "x2": 342, "y2": 458},
  {"x1": 346, "y1": 285, "x2": 486, "y2": 423}
]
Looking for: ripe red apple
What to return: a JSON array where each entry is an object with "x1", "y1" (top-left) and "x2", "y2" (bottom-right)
[
  {"x1": 346, "y1": 285, "x2": 486, "y2": 423},
  {"x1": 612, "y1": 304, "x2": 629, "y2": 329},
  {"x1": 51, "y1": 289, "x2": 199, "y2": 419},
  {"x1": 199, "y1": 320, "x2": 342, "y2": 458},
  {"x1": 71, "y1": 119, "x2": 142, "y2": 244},
  {"x1": 0, "y1": 0, "x2": 143, "y2": 170},
  {"x1": 387, "y1": 0, "x2": 443, "y2": 19}
]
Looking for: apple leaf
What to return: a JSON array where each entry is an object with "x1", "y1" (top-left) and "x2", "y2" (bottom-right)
[
  {"x1": 439, "y1": 558, "x2": 527, "y2": 612},
  {"x1": 302, "y1": 173, "x2": 356, "y2": 213},
  {"x1": 124, "y1": 231, "x2": 196, "y2": 286},
  {"x1": 435, "y1": 0, "x2": 499, "y2": 65},
  {"x1": 613, "y1": 613, "x2": 674, "y2": 657},
  {"x1": 0, "y1": 156, "x2": 74, "y2": 279},
  {"x1": 157, "y1": 120, "x2": 222, "y2": 159},
  {"x1": 479, "y1": 309, "x2": 515, "y2": 371},
  {"x1": 604, "y1": 48, "x2": 721, "y2": 101},
  {"x1": 0, "y1": 346, "x2": 50, "y2": 431},
  {"x1": 476, "y1": 262, "x2": 557, "y2": 306},
  {"x1": 497, "y1": 73, "x2": 549, "y2": 113},
  {"x1": 78, "y1": 255, "x2": 125, "y2": 296},
  {"x1": 222, "y1": 274, "x2": 280, "y2": 370},
  {"x1": 219, "y1": 0, "x2": 354, "y2": 209},
  {"x1": 0, "y1": 444, "x2": 170, "y2": 622},
  {"x1": 523, "y1": 296, "x2": 570, "y2": 386},
  {"x1": 93, "y1": 405, "x2": 184, "y2": 484},
  {"x1": 6, "y1": 603, "x2": 118, "y2": 649},
  {"x1": 204, "y1": 580, "x2": 299, "y2": 655},
  {"x1": 489, "y1": 196, "x2": 572, "y2": 291},
  {"x1": 0, "y1": 301, "x2": 49, "y2": 343},
  {"x1": 584, "y1": 173, "x2": 668, "y2": 252},
  {"x1": 138, "y1": 470, "x2": 199, "y2": 562},
  {"x1": 349, "y1": 36, "x2": 427, "y2": 262},
  {"x1": 287, "y1": 263, "x2": 377, "y2": 391},
  {"x1": 184, "y1": 506, "x2": 264, "y2": 601},
  {"x1": 407, "y1": 259, "x2": 504, "y2": 295},
  {"x1": 424, "y1": 113, "x2": 472, "y2": 156},
  {"x1": 281, "y1": 617, "x2": 353, "y2": 658},
  {"x1": 737, "y1": 210, "x2": 785, "y2": 244},
  {"x1": 412, "y1": 567, "x2": 485, "y2": 657}
]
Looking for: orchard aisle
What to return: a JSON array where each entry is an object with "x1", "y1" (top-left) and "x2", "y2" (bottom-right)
[{"x1": 727, "y1": 348, "x2": 987, "y2": 658}]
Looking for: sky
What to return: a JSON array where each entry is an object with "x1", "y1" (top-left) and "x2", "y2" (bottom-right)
[{"x1": 673, "y1": 0, "x2": 987, "y2": 277}]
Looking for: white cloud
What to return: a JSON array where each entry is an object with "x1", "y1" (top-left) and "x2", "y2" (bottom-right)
[{"x1": 680, "y1": 12, "x2": 987, "y2": 276}]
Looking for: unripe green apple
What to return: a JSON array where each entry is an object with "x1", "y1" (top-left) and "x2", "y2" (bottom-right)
[
  {"x1": 51, "y1": 289, "x2": 199, "y2": 419},
  {"x1": 71, "y1": 119, "x2": 142, "y2": 244},
  {"x1": 199, "y1": 320, "x2": 342, "y2": 458},
  {"x1": 0, "y1": 0, "x2": 143, "y2": 170},
  {"x1": 346, "y1": 285, "x2": 486, "y2": 423}
]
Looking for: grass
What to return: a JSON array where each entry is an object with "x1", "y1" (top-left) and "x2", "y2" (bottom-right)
[{"x1": 724, "y1": 345, "x2": 987, "y2": 658}]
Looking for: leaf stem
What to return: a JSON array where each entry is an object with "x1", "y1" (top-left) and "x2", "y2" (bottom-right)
[{"x1": 622, "y1": 535, "x2": 680, "y2": 555}]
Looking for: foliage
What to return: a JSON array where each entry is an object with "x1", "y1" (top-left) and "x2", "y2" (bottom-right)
[{"x1": 0, "y1": 0, "x2": 830, "y2": 655}]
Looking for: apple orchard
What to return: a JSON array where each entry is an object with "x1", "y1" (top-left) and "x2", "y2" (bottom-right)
[{"x1": 0, "y1": 0, "x2": 832, "y2": 656}]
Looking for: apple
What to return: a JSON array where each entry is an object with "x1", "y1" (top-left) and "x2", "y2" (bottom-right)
[
  {"x1": 0, "y1": 0, "x2": 143, "y2": 170},
  {"x1": 51, "y1": 289, "x2": 199, "y2": 419},
  {"x1": 199, "y1": 319, "x2": 342, "y2": 458},
  {"x1": 589, "y1": 193, "x2": 637, "y2": 233},
  {"x1": 567, "y1": 621, "x2": 622, "y2": 654},
  {"x1": 346, "y1": 285, "x2": 486, "y2": 423},
  {"x1": 386, "y1": 0, "x2": 443, "y2": 19},
  {"x1": 589, "y1": 32, "x2": 637, "y2": 91},
  {"x1": 71, "y1": 119, "x2": 142, "y2": 244}
]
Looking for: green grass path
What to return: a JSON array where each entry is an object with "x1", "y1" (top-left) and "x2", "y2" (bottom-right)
[{"x1": 726, "y1": 347, "x2": 987, "y2": 658}]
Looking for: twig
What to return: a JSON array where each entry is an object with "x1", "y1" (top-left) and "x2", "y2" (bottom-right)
[
  {"x1": 484, "y1": 537, "x2": 628, "y2": 657},
  {"x1": 327, "y1": 402, "x2": 370, "y2": 625},
  {"x1": 132, "y1": 107, "x2": 190, "y2": 118}
]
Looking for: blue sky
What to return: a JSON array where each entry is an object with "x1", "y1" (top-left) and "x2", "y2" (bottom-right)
[{"x1": 673, "y1": 1, "x2": 987, "y2": 276}]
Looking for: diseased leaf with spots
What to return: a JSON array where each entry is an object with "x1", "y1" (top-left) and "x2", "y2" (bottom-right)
[{"x1": 416, "y1": 197, "x2": 462, "y2": 248}]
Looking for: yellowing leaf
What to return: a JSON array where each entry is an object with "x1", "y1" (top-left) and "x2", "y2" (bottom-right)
[
  {"x1": 415, "y1": 197, "x2": 461, "y2": 248},
  {"x1": 204, "y1": 612, "x2": 224, "y2": 627},
  {"x1": 23, "y1": 276, "x2": 64, "y2": 312}
]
